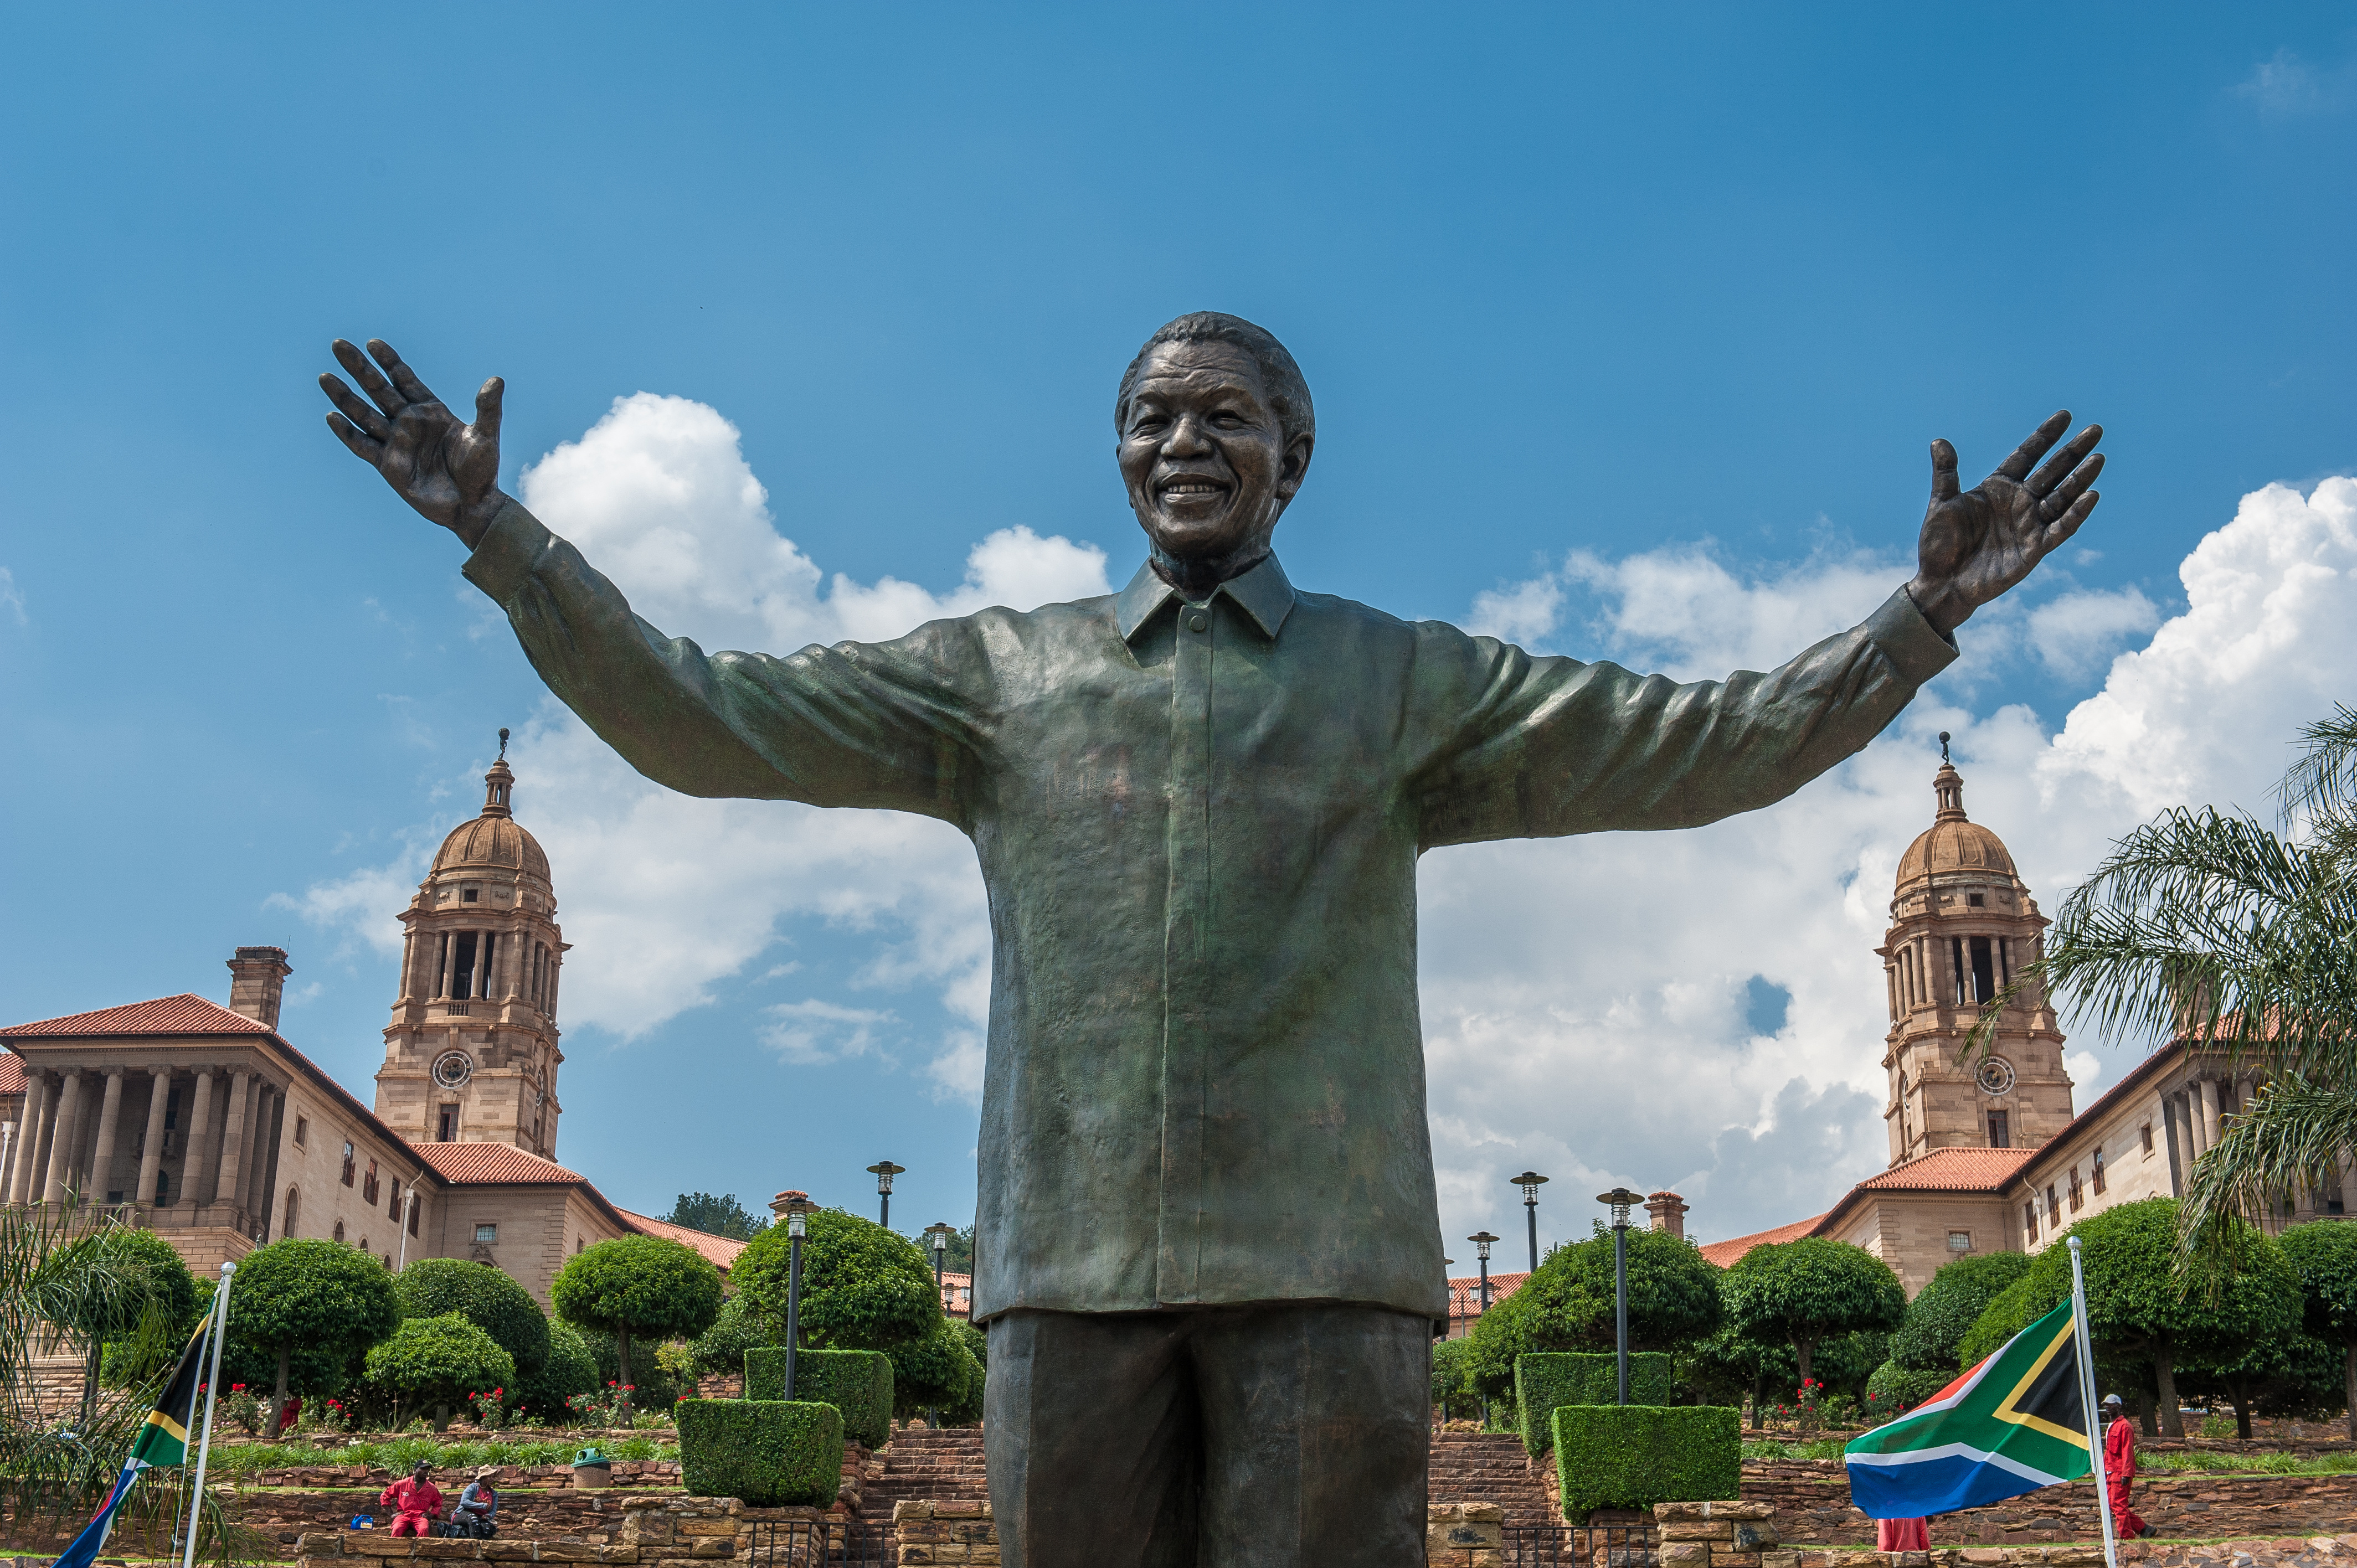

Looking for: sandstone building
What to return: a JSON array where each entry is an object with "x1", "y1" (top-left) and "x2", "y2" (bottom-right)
[
  {"x1": 0, "y1": 752, "x2": 743, "y2": 1307},
  {"x1": 1701, "y1": 756, "x2": 2319, "y2": 1295}
]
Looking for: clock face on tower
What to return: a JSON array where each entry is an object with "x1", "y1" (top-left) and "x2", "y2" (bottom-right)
[
  {"x1": 1975, "y1": 1057, "x2": 2016, "y2": 1096},
  {"x1": 433, "y1": 1051, "x2": 475, "y2": 1089}
]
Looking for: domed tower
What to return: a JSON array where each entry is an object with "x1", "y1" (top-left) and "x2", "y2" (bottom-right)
[
  {"x1": 1877, "y1": 746, "x2": 2072, "y2": 1165},
  {"x1": 374, "y1": 736, "x2": 567, "y2": 1156}
]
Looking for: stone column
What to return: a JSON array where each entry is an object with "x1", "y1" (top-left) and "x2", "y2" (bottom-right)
[
  {"x1": 256, "y1": 1092, "x2": 285, "y2": 1239},
  {"x1": 7, "y1": 1072, "x2": 51, "y2": 1204},
  {"x1": 86, "y1": 1068, "x2": 126, "y2": 1203},
  {"x1": 477, "y1": 932, "x2": 494, "y2": 998},
  {"x1": 41, "y1": 1070, "x2": 85, "y2": 1205},
  {"x1": 400, "y1": 928, "x2": 416, "y2": 1001},
  {"x1": 2200, "y1": 1079, "x2": 2225, "y2": 1151},
  {"x1": 135, "y1": 1069, "x2": 171, "y2": 1211},
  {"x1": 242, "y1": 1086, "x2": 274, "y2": 1222},
  {"x1": 214, "y1": 1069, "x2": 253, "y2": 1207},
  {"x1": 182, "y1": 1067, "x2": 216, "y2": 1209}
]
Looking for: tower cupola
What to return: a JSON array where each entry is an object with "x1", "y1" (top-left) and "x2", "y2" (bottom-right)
[
  {"x1": 1876, "y1": 736, "x2": 2072, "y2": 1165},
  {"x1": 374, "y1": 731, "x2": 567, "y2": 1156}
]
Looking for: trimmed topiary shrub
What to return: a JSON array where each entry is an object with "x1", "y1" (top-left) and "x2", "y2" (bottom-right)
[
  {"x1": 1865, "y1": 1359, "x2": 1954, "y2": 1415},
  {"x1": 677, "y1": 1397, "x2": 843, "y2": 1506},
  {"x1": 743, "y1": 1347, "x2": 893, "y2": 1450},
  {"x1": 1515, "y1": 1352, "x2": 1675, "y2": 1458},
  {"x1": 1553, "y1": 1405, "x2": 1740, "y2": 1523}
]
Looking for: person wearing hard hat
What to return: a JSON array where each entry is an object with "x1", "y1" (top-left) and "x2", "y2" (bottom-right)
[{"x1": 2102, "y1": 1394, "x2": 2154, "y2": 1539}]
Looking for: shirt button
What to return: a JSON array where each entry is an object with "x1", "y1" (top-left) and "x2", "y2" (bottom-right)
[{"x1": 1187, "y1": 613, "x2": 1208, "y2": 632}]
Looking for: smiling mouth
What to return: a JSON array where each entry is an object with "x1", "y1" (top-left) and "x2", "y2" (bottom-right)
[{"x1": 1157, "y1": 478, "x2": 1229, "y2": 503}]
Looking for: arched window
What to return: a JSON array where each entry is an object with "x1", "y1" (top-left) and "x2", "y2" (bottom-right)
[
  {"x1": 333, "y1": 1220, "x2": 345, "y2": 1243},
  {"x1": 285, "y1": 1188, "x2": 301, "y2": 1235}
]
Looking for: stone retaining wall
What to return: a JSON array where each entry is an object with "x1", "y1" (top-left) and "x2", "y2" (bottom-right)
[
  {"x1": 1745, "y1": 1464, "x2": 2357, "y2": 1545},
  {"x1": 892, "y1": 1499, "x2": 995, "y2": 1564}
]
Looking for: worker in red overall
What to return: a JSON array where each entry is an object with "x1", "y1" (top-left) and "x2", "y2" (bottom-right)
[
  {"x1": 2101, "y1": 1394, "x2": 2153, "y2": 1539},
  {"x1": 380, "y1": 1461, "x2": 444, "y2": 1538}
]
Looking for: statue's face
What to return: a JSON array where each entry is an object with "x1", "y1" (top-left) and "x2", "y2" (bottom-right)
[{"x1": 1119, "y1": 340, "x2": 1312, "y2": 566}]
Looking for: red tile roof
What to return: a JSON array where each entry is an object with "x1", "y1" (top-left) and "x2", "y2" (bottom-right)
[
  {"x1": 1444, "y1": 1269, "x2": 1531, "y2": 1320},
  {"x1": 0, "y1": 994, "x2": 269, "y2": 1037},
  {"x1": 1697, "y1": 1214, "x2": 1826, "y2": 1269},
  {"x1": 1854, "y1": 1146, "x2": 2037, "y2": 1193},
  {"x1": 616, "y1": 1209, "x2": 749, "y2": 1272},
  {"x1": 411, "y1": 1143, "x2": 589, "y2": 1185},
  {"x1": 0, "y1": 1053, "x2": 24, "y2": 1096}
]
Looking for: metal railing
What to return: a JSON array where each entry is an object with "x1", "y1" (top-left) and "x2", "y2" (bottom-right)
[
  {"x1": 1502, "y1": 1523, "x2": 1658, "y2": 1567},
  {"x1": 743, "y1": 1518, "x2": 888, "y2": 1568}
]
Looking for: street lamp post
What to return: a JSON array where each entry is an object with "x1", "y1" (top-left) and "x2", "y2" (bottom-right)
[
  {"x1": 775, "y1": 1190, "x2": 815, "y2": 1400},
  {"x1": 866, "y1": 1160, "x2": 905, "y2": 1230},
  {"x1": 1468, "y1": 1232, "x2": 1499, "y2": 1314},
  {"x1": 923, "y1": 1221, "x2": 958, "y2": 1429},
  {"x1": 1510, "y1": 1171, "x2": 1550, "y2": 1273},
  {"x1": 1597, "y1": 1187, "x2": 1644, "y2": 1405}
]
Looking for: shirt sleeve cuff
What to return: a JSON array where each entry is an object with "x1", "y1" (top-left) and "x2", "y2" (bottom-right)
[
  {"x1": 1865, "y1": 586, "x2": 1959, "y2": 688},
  {"x1": 460, "y1": 497, "x2": 554, "y2": 607}
]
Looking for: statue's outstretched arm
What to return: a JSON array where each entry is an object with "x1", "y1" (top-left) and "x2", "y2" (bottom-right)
[{"x1": 320, "y1": 338, "x2": 981, "y2": 822}]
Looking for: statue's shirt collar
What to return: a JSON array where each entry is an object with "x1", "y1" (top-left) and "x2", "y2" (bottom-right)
[{"x1": 1114, "y1": 553, "x2": 1298, "y2": 644}]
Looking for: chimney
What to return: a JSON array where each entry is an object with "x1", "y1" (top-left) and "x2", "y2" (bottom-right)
[
  {"x1": 227, "y1": 946, "x2": 292, "y2": 1029},
  {"x1": 1645, "y1": 1190, "x2": 1689, "y2": 1240}
]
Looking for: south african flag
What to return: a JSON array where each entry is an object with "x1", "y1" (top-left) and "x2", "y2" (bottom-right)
[
  {"x1": 1845, "y1": 1297, "x2": 2092, "y2": 1518},
  {"x1": 54, "y1": 1319, "x2": 213, "y2": 1568}
]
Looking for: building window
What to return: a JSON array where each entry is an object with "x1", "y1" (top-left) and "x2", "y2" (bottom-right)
[
  {"x1": 462, "y1": 887, "x2": 479, "y2": 903},
  {"x1": 363, "y1": 1159, "x2": 380, "y2": 1205},
  {"x1": 2068, "y1": 1168, "x2": 2083, "y2": 1211},
  {"x1": 293, "y1": 1116, "x2": 308, "y2": 1148},
  {"x1": 1988, "y1": 1111, "x2": 2010, "y2": 1149},
  {"x1": 409, "y1": 1196, "x2": 420, "y2": 1236},
  {"x1": 1968, "y1": 936, "x2": 1997, "y2": 1003},
  {"x1": 2092, "y1": 1150, "x2": 2107, "y2": 1195},
  {"x1": 476, "y1": 1224, "x2": 498, "y2": 1244},
  {"x1": 360, "y1": 1236, "x2": 369, "y2": 1254},
  {"x1": 155, "y1": 1168, "x2": 171, "y2": 1204},
  {"x1": 1968, "y1": 893, "x2": 1985, "y2": 908},
  {"x1": 577, "y1": 1236, "x2": 584, "y2": 1254},
  {"x1": 285, "y1": 1188, "x2": 301, "y2": 1234},
  {"x1": 2023, "y1": 1200, "x2": 2037, "y2": 1241},
  {"x1": 341, "y1": 1142, "x2": 356, "y2": 1187},
  {"x1": 334, "y1": 1220, "x2": 345, "y2": 1243},
  {"x1": 389, "y1": 1181, "x2": 403, "y2": 1218},
  {"x1": 2047, "y1": 1184, "x2": 2060, "y2": 1223},
  {"x1": 2140, "y1": 1123, "x2": 2154, "y2": 1154},
  {"x1": 438, "y1": 1107, "x2": 457, "y2": 1141},
  {"x1": 1948, "y1": 1230, "x2": 1973, "y2": 1252}
]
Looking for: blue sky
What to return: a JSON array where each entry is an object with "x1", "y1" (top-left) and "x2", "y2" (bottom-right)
[{"x1": 3, "y1": 7, "x2": 2355, "y2": 1252}]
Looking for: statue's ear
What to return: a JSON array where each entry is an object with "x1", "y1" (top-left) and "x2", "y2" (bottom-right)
[{"x1": 1278, "y1": 432, "x2": 1316, "y2": 501}]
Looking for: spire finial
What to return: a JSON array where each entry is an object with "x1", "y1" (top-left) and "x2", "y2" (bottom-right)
[
  {"x1": 1938, "y1": 730, "x2": 1951, "y2": 764},
  {"x1": 498, "y1": 726, "x2": 510, "y2": 760}
]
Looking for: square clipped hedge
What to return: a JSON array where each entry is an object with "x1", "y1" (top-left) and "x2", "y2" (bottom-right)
[
  {"x1": 677, "y1": 1397, "x2": 843, "y2": 1507},
  {"x1": 1552, "y1": 1404, "x2": 1740, "y2": 1523},
  {"x1": 1515, "y1": 1352, "x2": 1676, "y2": 1457},
  {"x1": 743, "y1": 1347, "x2": 894, "y2": 1451}
]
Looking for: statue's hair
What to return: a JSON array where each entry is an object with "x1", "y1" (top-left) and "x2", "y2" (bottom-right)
[{"x1": 1114, "y1": 312, "x2": 1315, "y2": 448}]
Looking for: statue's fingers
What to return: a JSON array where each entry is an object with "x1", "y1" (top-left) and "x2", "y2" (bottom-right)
[
  {"x1": 1929, "y1": 439, "x2": 1962, "y2": 502},
  {"x1": 2027, "y1": 424, "x2": 2103, "y2": 498},
  {"x1": 367, "y1": 339, "x2": 440, "y2": 409},
  {"x1": 2042, "y1": 489, "x2": 2099, "y2": 550},
  {"x1": 472, "y1": 376, "x2": 505, "y2": 442},
  {"x1": 326, "y1": 411, "x2": 387, "y2": 465},
  {"x1": 334, "y1": 338, "x2": 406, "y2": 417},
  {"x1": 320, "y1": 373, "x2": 392, "y2": 441},
  {"x1": 2038, "y1": 451, "x2": 2104, "y2": 523},
  {"x1": 1996, "y1": 410, "x2": 2071, "y2": 482}
]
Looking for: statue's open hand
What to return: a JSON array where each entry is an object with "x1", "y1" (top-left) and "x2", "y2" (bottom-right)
[
  {"x1": 320, "y1": 339, "x2": 506, "y2": 548},
  {"x1": 1906, "y1": 410, "x2": 2103, "y2": 637}
]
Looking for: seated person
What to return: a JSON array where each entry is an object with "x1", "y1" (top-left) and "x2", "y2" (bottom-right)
[
  {"x1": 454, "y1": 1467, "x2": 501, "y2": 1539},
  {"x1": 379, "y1": 1462, "x2": 441, "y2": 1538}
]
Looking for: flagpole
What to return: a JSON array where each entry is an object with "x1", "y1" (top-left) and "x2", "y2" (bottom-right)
[
  {"x1": 2067, "y1": 1237, "x2": 2118, "y2": 1568},
  {"x1": 181, "y1": 1261, "x2": 235, "y2": 1568}
]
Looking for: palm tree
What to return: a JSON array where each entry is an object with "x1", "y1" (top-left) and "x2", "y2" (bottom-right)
[{"x1": 1982, "y1": 708, "x2": 2357, "y2": 1256}]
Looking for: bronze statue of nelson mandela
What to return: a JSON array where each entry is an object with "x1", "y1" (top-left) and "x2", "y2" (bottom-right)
[{"x1": 320, "y1": 314, "x2": 2102, "y2": 1568}]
